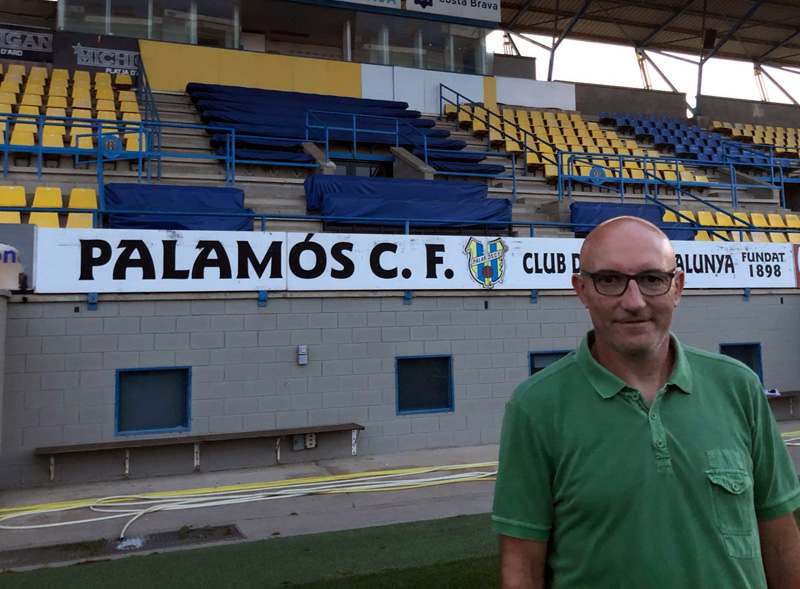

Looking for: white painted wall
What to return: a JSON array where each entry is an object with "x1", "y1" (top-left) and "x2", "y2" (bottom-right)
[
  {"x1": 361, "y1": 65, "x2": 485, "y2": 115},
  {"x1": 495, "y1": 77, "x2": 576, "y2": 111}
]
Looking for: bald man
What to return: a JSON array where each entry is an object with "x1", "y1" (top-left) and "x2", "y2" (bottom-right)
[{"x1": 492, "y1": 217, "x2": 800, "y2": 588}]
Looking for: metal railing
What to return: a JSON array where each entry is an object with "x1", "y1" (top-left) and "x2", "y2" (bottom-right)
[{"x1": 2, "y1": 204, "x2": 797, "y2": 242}]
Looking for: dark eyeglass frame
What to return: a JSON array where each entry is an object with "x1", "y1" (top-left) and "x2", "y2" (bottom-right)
[{"x1": 579, "y1": 269, "x2": 679, "y2": 297}]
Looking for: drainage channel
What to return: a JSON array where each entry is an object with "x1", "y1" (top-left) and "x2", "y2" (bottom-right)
[{"x1": 0, "y1": 524, "x2": 244, "y2": 570}]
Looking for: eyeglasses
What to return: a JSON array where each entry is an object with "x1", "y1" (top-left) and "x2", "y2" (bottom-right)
[{"x1": 580, "y1": 269, "x2": 678, "y2": 297}]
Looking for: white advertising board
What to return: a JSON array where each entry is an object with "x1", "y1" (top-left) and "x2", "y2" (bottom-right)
[
  {"x1": 405, "y1": 0, "x2": 500, "y2": 23},
  {"x1": 34, "y1": 229, "x2": 798, "y2": 294}
]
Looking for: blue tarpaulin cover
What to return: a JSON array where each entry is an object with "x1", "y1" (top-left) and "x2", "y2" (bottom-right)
[
  {"x1": 304, "y1": 175, "x2": 488, "y2": 210},
  {"x1": 321, "y1": 194, "x2": 511, "y2": 227},
  {"x1": 569, "y1": 201, "x2": 694, "y2": 240},
  {"x1": 429, "y1": 161, "x2": 507, "y2": 174},
  {"x1": 217, "y1": 147, "x2": 315, "y2": 163},
  {"x1": 104, "y1": 183, "x2": 254, "y2": 231}
]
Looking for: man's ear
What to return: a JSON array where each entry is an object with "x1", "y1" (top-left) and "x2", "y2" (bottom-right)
[
  {"x1": 672, "y1": 269, "x2": 685, "y2": 307},
  {"x1": 572, "y1": 273, "x2": 589, "y2": 308}
]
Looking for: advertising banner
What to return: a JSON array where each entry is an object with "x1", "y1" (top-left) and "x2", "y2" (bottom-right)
[
  {"x1": 405, "y1": 0, "x2": 501, "y2": 23},
  {"x1": 0, "y1": 25, "x2": 53, "y2": 62},
  {"x1": 53, "y1": 32, "x2": 139, "y2": 78},
  {"x1": 34, "y1": 229, "x2": 798, "y2": 294}
]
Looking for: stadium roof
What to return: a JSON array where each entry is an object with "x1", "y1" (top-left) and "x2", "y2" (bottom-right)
[{"x1": 501, "y1": 0, "x2": 800, "y2": 69}]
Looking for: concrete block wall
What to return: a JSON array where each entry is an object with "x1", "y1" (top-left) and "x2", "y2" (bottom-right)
[
  {"x1": 2, "y1": 292, "x2": 800, "y2": 488},
  {"x1": 699, "y1": 95, "x2": 800, "y2": 128},
  {"x1": 574, "y1": 83, "x2": 688, "y2": 119}
]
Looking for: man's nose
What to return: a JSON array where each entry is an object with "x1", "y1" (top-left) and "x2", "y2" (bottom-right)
[{"x1": 620, "y1": 278, "x2": 648, "y2": 311}]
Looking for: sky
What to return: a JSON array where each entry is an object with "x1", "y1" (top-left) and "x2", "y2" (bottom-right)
[{"x1": 486, "y1": 31, "x2": 800, "y2": 110}]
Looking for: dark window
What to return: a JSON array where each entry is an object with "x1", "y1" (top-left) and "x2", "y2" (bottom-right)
[
  {"x1": 116, "y1": 367, "x2": 191, "y2": 435},
  {"x1": 719, "y1": 343, "x2": 763, "y2": 383},
  {"x1": 529, "y1": 351, "x2": 570, "y2": 376},
  {"x1": 396, "y1": 355, "x2": 453, "y2": 415}
]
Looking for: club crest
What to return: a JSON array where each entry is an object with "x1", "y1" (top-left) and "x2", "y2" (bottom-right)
[{"x1": 465, "y1": 237, "x2": 506, "y2": 289}]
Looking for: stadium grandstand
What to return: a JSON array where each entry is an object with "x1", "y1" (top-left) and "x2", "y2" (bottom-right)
[{"x1": 0, "y1": 0, "x2": 798, "y2": 490}]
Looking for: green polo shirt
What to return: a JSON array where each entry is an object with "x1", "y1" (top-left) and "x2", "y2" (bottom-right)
[{"x1": 493, "y1": 332, "x2": 800, "y2": 588}]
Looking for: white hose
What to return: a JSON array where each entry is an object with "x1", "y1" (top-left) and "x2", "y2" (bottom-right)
[{"x1": 0, "y1": 463, "x2": 496, "y2": 539}]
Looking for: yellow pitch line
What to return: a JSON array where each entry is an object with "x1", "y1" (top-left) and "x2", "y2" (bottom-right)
[
  {"x1": 782, "y1": 430, "x2": 800, "y2": 437},
  {"x1": 0, "y1": 462, "x2": 498, "y2": 516}
]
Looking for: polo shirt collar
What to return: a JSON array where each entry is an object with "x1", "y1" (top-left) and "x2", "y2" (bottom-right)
[{"x1": 576, "y1": 331, "x2": 694, "y2": 399}]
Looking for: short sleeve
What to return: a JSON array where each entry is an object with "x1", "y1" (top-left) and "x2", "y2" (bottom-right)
[
  {"x1": 750, "y1": 377, "x2": 800, "y2": 521},
  {"x1": 492, "y1": 400, "x2": 554, "y2": 541}
]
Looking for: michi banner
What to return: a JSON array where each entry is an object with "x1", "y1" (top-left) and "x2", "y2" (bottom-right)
[
  {"x1": 33, "y1": 229, "x2": 798, "y2": 294},
  {"x1": 53, "y1": 32, "x2": 139, "y2": 78},
  {"x1": 0, "y1": 25, "x2": 53, "y2": 62}
]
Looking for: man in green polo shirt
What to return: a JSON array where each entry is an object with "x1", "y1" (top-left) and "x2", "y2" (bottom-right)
[{"x1": 493, "y1": 217, "x2": 800, "y2": 588}]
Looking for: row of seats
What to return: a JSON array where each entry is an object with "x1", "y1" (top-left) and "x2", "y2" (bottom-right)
[
  {"x1": 602, "y1": 112, "x2": 794, "y2": 170},
  {"x1": 663, "y1": 209, "x2": 800, "y2": 243},
  {"x1": 0, "y1": 86, "x2": 139, "y2": 114},
  {"x1": 0, "y1": 185, "x2": 97, "y2": 228},
  {"x1": 712, "y1": 120, "x2": 800, "y2": 157},
  {"x1": 1, "y1": 64, "x2": 133, "y2": 88}
]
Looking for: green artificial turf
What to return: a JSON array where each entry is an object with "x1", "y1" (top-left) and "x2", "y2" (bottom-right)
[{"x1": 1, "y1": 514, "x2": 497, "y2": 589}]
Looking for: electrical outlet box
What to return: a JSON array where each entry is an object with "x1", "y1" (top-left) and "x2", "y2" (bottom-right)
[
  {"x1": 298, "y1": 345, "x2": 308, "y2": 365},
  {"x1": 305, "y1": 433, "x2": 317, "y2": 449},
  {"x1": 292, "y1": 434, "x2": 305, "y2": 451}
]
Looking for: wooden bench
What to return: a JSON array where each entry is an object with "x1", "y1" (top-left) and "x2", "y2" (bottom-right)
[{"x1": 35, "y1": 423, "x2": 365, "y2": 482}]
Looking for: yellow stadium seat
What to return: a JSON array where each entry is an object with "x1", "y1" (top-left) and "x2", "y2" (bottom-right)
[
  {"x1": 24, "y1": 83, "x2": 44, "y2": 96},
  {"x1": 20, "y1": 94, "x2": 42, "y2": 107},
  {"x1": 750, "y1": 213, "x2": 769, "y2": 228},
  {"x1": 28, "y1": 187, "x2": 62, "y2": 228},
  {"x1": 696, "y1": 211, "x2": 716, "y2": 227},
  {"x1": 29, "y1": 65, "x2": 47, "y2": 79},
  {"x1": 695, "y1": 231, "x2": 712, "y2": 241},
  {"x1": 118, "y1": 90, "x2": 136, "y2": 104},
  {"x1": 0, "y1": 92, "x2": 16, "y2": 106},
  {"x1": 96, "y1": 99, "x2": 115, "y2": 112},
  {"x1": 678, "y1": 210, "x2": 696, "y2": 223},
  {"x1": 97, "y1": 110, "x2": 117, "y2": 121},
  {"x1": 769, "y1": 232, "x2": 788, "y2": 243},
  {"x1": 71, "y1": 97, "x2": 92, "y2": 110},
  {"x1": 0, "y1": 81, "x2": 19, "y2": 94},
  {"x1": 120, "y1": 102, "x2": 139, "y2": 115},
  {"x1": 122, "y1": 112, "x2": 142, "y2": 124},
  {"x1": 46, "y1": 96, "x2": 67, "y2": 109},
  {"x1": 125, "y1": 134, "x2": 141, "y2": 152},
  {"x1": 785, "y1": 214, "x2": 800, "y2": 229},
  {"x1": 0, "y1": 185, "x2": 25, "y2": 224},
  {"x1": 71, "y1": 86, "x2": 91, "y2": 100},
  {"x1": 10, "y1": 129, "x2": 34, "y2": 146},
  {"x1": 51, "y1": 68, "x2": 69, "y2": 81},
  {"x1": 544, "y1": 164, "x2": 559, "y2": 181},
  {"x1": 715, "y1": 211, "x2": 744, "y2": 227},
  {"x1": 73, "y1": 71, "x2": 90, "y2": 85},
  {"x1": 94, "y1": 72, "x2": 112, "y2": 85},
  {"x1": 66, "y1": 188, "x2": 97, "y2": 229},
  {"x1": 41, "y1": 133, "x2": 64, "y2": 149},
  {"x1": 48, "y1": 84, "x2": 68, "y2": 98},
  {"x1": 767, "y1": 213, "x2": 787, "y2": 229},
  {"x1": 70, "y1": 134, "x2": 94, "y2": 150},
  {"x1": 0, "y1": 101, "x2": 14, "y2": 116},
  {"x1": 6, "y1": 63, "x2": 28, "y2": 77},
  {"x1": 115, "y1": 74, "x2": 133, "y2": 87},
  {"x1": 788, "y1": 233, "x2": 800, "y2": 244},
  {"x1": 95, "y1": 87, "x2": 115, "y2": 101},
  {"x1": 751, "y1": 232, "x2": 770, "y2": 243},
  {"x1": 662, "y1": 211, "x2": 678, "y2": 223},
  {"x1": 66, "y1": 212, "x2": 93, "y2": 229}
]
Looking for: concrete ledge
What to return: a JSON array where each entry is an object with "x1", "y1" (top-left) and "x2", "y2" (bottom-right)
[
  {"x1": 390, "y1": 147, "x2": 436, "y2": 180},
  {"x1": 302, "y1": 143, "x2": 336, "y2": 175}
]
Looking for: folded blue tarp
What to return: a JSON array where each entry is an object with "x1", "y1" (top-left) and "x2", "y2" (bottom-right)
[
  {"x1": 104, "y1": 183, "x2": 254, "y2": 231},
  {"x1": 430, "y1": 161, "x2": 507, "y2": 175},
  {"x1": 209, "y1": 134, "x2": 304, "y2": 151},
  {"x1": 201, "y1": 110, "x2": 442, "y2": 134},
  {"x1": 304, "y1": 175, "x2": 488, "y2": 210},
  {"x1": 195, "y1": 99, "x2": 424, "y2": 121},
  {"x1": 186, "y1": 83, "x2": 409, "y2": 110},
  {"x1": 412, "y1": 149, "x2": 486, "y2": 162},
  {"x1": 218, "y1": 147, "x2": 315, "y2": 163},
  {"x1": 569, "y1": 201, "x2": 693, "y2": 240},
  {"x1": 321, "y1": 194, "x2": 512, "y2": 227}
]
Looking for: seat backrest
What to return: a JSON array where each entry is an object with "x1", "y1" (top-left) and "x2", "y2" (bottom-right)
[
  {"x1": 696, "y1": 211, "x2": 715, "y2": 226},
  {"x1": 733, "y1": 212, "x2": 750, "y2": 226},
  {"x1": 750, "y1": 212, "x2": 769, "y2": 228},
  {"x1": 32, "y1": 187, "x2": 63, "y2": 208},
  {"x1": 767, "y1": 213, "x2": 787, "y2": 228},
  {"x1": 0, "y1": 185, "x2": 26, "y2": 206},
  {"x1": 678, "y1": 210, "x2": 696, "y2": 223},
  {"x1": 69, "y1": 188, "x2": 98, "y2": 209},
  {"x1": 785, "y1": 213, "x2": 800, "y2": 228}
]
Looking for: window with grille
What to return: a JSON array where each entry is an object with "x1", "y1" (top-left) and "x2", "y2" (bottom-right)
[
  {"x1": 116, "y1": 367, "x2": 191, "y2": 435},
  {"x1": 719, "y1": 343, "x2": 763, "y2": 384},
  {"x1": 529, "y1": 351, "x2": 571, "y2": 376},
  {"x1": 396, "y1": 355, "x2": 453, "y2": 415}
]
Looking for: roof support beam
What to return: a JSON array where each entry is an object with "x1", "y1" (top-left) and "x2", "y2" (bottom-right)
[
  {"x1": 504, "y1": 0, "x2": 537, "y2": 30},
  {"x1": 757, "y1": 65, "x2": 799, "y2": 106},
  {"x1": 757, "y1": 29, "x2": 800, "y2": 63},
  {"x1": 702, "y1": 0, "x2": 766, "y2": 64},
  {"x1": 647, "y1": 48, "x2": 699, "y2": 66},
  {"x1": 504, "y1": 30, "x2": 522, "y2": 56},
  {"x1": 638, "y1": 0, "x2": 700, "y2": 49},
  {"x1": 506, "y1": 30, "x2": 552, "y2": 52},
  {"x1": 637, "y1": 50, "x2": 677, "y2": 93},
  {"x1": 547, "y1": 0, "x2": 592, "y2": 81}
]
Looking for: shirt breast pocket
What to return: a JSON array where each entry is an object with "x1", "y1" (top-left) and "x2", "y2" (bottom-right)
[{"x1": 706, "y1": 469, "x2": 755, "y2": 535}]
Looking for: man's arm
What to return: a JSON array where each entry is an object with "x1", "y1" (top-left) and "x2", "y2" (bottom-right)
[
  {"x1": 759, "y1": 512, "x2": 800, "y2": 588},
  {"x1": 500, "y1": 535, "x2": 548, "y2": 589}
]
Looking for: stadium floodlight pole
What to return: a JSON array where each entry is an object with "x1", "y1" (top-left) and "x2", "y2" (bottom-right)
[
  {"x1": 504, "y1": 30, "x2": 521, "y2": 56},
  {"x1": 756, "y1": 64, "x2": 800, "y2": 106},
  {"x1": 547, "y1": 0, "x2": 592, "y2": 81}
]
